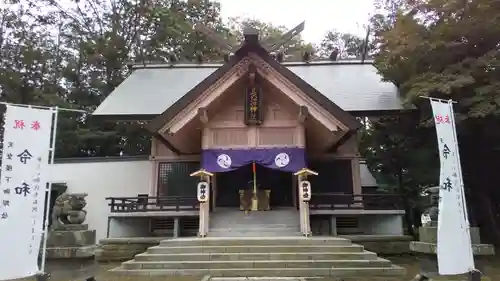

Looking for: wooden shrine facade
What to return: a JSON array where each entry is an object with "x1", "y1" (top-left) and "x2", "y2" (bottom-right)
[{"x1": 96, "y1": 26, "x2": 406, "y2": 238}]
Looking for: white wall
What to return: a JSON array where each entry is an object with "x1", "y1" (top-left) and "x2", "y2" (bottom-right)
[{"x1": 49, "y1": 159, "x2": 152, "y2": 241}]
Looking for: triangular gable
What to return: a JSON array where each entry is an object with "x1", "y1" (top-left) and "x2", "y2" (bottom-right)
[
  {"x1": 247, "y1": 47, "x2": 360, "y2": 130},
  {"x1": 145, "y1": 54, "x2": 242, "y2": 133},
  {"x1": 146, "y1": 42, "x2": 360, "y2": 133}
]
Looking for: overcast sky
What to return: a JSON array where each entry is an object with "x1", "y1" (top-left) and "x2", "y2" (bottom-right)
[
  {"x1": 0, "y1": 0, "x2": 375, "y2": 44},
  {"x1": 219, "y1": 0, "x2": 375, "y2": 44}
]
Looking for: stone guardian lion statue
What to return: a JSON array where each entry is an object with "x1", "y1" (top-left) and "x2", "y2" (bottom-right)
[{"x1": 50, "y1": 192, "x2": 88, "y2": 230}]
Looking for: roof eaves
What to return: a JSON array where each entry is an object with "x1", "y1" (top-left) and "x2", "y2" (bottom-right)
[
  {"x1": 127, "y1": 59, "x2": 376, "y2": 70},
  {"x1": 130, "y1": 62, "x2": 223, "y2": 70},
  {"x1": 282, "y1": 60, "x2": 375, "y2": 67},
  {"x1": 144, "y1": 49, "x2": 247, "y2": 133},
  {"x1": 90, "y1": 114, "x2": 157, "y2": 121}
]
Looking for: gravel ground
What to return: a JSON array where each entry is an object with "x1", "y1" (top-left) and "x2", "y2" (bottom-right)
[{"x1": 386, "y1": 255, "x2": 497, "y2": 281}]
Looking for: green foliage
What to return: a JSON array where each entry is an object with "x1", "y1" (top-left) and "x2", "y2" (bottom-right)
[
  {"x1": 368, "y1": 0, "x2": 500, "y2": 243},
  {"x1": 0, "y1": 0, "x2": 230, "y2": 157},
  {"x1": 319, "y1": 30, "x2": 373, "y2": 59},
  {"x1": 360, "y1": 116, "x2": 438, "y2": 195},
  {"x1": 0, "y1": 0, "x2": 331, "y2": 158}
]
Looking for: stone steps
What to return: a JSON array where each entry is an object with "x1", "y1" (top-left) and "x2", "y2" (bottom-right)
[
  {"x1": 109, "y1": 267, "x2": 405, "y2": 277},
  {"x1": 211, "y1": 226, "x2": 300, "y2": 230},
  {"x1": 159, "y1": 237, "x2": 351, "y2": 246},
  {"x1": 121, "y1": 259, "x2": 394, "y2": 269},
  {"x1": 111, "y1": 236, "x2": 406, "y2": 277},
  {"x1": 148, "y1": 245, "x2": 365, "y2": 254},
  {"x1": 134, "y1": 252, "x2": 378, "y2": 261},
  {"x1": 209, "y1": 226, "x2": 301, "y2": 237},
  {"x1": 212, "y1": 219, "x2": 300, "y2": 224},
  {"x1": 207, "y1": 232, "x2": 302, "y2": 237}
]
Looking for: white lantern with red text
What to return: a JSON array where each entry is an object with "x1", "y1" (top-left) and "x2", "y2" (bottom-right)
[
  {"x1": 197, "y1": 181, "x2": 209, "y2": 203},
  {"x1": 299, "y1": 180, "x2": 311, "y2": 202}
]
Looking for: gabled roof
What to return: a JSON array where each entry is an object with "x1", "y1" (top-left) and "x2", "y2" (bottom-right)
[
  {"x1": 92, "y1": 61, "x2": 404, "y2": 122},
  {"x1": 146, "y1": 42, "x2": 362, "y2": 132},
  {"x1": 243, "y1": 44, "x2": 362, "y2": 131},
  {"x1": 288, "y1": 62, "x2": 403, "y2": 114}
]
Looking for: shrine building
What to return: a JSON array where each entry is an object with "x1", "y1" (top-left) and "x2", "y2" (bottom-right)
[{"x1": 89, "y1": 28, "x2": 407, "y2": 239}]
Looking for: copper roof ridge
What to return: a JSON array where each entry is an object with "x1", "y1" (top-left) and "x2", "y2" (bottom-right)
[{"x1": 127, "y1": 59, "x2": 376, "y2": 70}]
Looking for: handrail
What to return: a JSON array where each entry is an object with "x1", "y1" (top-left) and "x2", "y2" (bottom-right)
[
  {"x1": 105, "y1": 196, "x2": 199, "y2": 213},
  {"x1": 309, "y1": 193, "x2": 403, "y2": 210}
]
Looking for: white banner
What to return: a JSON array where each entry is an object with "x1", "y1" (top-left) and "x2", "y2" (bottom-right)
[
  {"x1": 0, "y1": 105, "x2": 54, "y2": 280},
  {"x1": 431, "y1": 100, "x2": 474, "y2": 275}
]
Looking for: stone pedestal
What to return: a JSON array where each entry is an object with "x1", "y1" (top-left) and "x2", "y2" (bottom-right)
[
  {"x1": 41, "y1": 224, "x2": 98, "y2": 281},
  {"x1": 417, "y1": 226, "x2": 482, "y2": 244},
  {"x1": 410, "y1": 226, "x2": 495, "y2": 278}
]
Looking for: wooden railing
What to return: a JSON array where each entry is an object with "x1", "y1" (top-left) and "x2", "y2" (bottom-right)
[
  {"x1": 106, "y1": 196, "x2": 199, "y2": 213},
  {"x1": 309, "y1": 193, "x2": 403, "y2": 210}
]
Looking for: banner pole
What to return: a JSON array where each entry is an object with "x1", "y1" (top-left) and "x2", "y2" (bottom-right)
[
  {"x1": 446, "y1": 100, "x2": 475, "y2": 268},
  {"x1": 252, "y1": 162, "x2": 258, "y2": 211},
  {"x1": 419, "y1": 96, "x2": 458, "y2": 103},
  {"x1": 447, "y1": 100, "x2": 470, "y2": 225},
  {"x1": 39, "y1": 106, "x2": 59, "y2": 274},
  {"x1": 0, "y1": 102, "x2": 86, "y2": 113}
]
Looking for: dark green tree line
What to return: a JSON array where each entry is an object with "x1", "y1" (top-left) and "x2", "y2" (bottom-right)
[
  {"x1": 362, "y1": 0, "x2": 500, "y2": 244},
  {"x1": 1, "y1": 0, "x2": 332, "y2": 158}
]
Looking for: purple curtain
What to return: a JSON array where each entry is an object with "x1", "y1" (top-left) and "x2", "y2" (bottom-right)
[{"x1": 201, "y1": 147, "x2": 305, "y2": 173}]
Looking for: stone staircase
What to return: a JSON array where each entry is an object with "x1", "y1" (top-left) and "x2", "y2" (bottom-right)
[
  {"x1": 209, "y1": 208, "x2": 301, "y2": 237},
  {"x1": 110, "y1": 236, "x2": 406, "y2": 277}
]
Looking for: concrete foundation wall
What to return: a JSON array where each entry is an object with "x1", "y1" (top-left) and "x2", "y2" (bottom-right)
[
  {"x1": 96, "y1": 237, "x2": 164, "y2": 262},
  {"x1": 311, "y1": 214, "x2": 405, "y2": 236},
  {"x1": 358, "y1": 215, "x2": 404, "y2": 236},
  {"x1": 49, "y1": 158, "x2": 152, "y2": 241}
]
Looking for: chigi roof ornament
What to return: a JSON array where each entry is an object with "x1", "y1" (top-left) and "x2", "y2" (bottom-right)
[{"x1": 193, "y1": 21, "x2": 306, "y2": 60}]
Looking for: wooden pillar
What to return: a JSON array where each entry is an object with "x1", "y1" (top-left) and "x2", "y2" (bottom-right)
[
  {"x1": 295, "y1": 168, "x2": 317, "y2": 237},
  {"x1": 304, "y1": 201, "x2": 311, "y2": 235},
  {"x1": 351, "y1": 159, "x2": 362, "y2": 195},
  {"x1": 298, "y1": 174, "x2": 305, "y2": 234},
  {"x1": 173, "y1": 217, "x2": 180, "y2": 238},
  {"x1": 197, "y1": 175, "x2": 211, "y2": 237},
  {"x1": 149, "y1": 161, "x2": 158, "y2": 196},
  {"x1": 212, "y1": 173, "x2": 217, "y2": 211},
  {"x1": 203, "y1": 176, "x2": 210, "y2": 235},
  {"x1": 351, "y1": 159, "x2": 363, "y2": 208},
  {"x1": 149, "y1": 137, "x2": 159, "y2": 196},
  {"x1": 298, "y1": 175, "x2": 311, "y2": 236},
  {"x1": 198, "y1": 205, "x2": 206, "y2": 237},
  {"x1": 330, "y1": 216, "x2": 337, "y2": 236},
  {"x1": 190, "y1": 169, "x2": 213, "y2": 238}
]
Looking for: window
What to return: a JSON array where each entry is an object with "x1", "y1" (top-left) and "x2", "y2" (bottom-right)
[{"x1": 157, "y1": 162, "x2": 200, "y2": 197}]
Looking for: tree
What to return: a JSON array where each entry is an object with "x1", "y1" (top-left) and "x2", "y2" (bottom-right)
[
  {"x1": 0, "y1": 2, "x2": 80, "y2": 158},
  {"x1": 371, "y1": 0, "x2": 500, "y2": 244},
  {"x1": 319, "y1": 30, "x2": 372, "y2": 59},
  {"x1": 0, "y1": 4, "x2": 67, "y2": 106},
  {"x1": 360, "y1": 115, "x2": 438, "y2": 236},
  {"x1": 0, "y1": 0, "x2": 230, "y2": 157}
]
